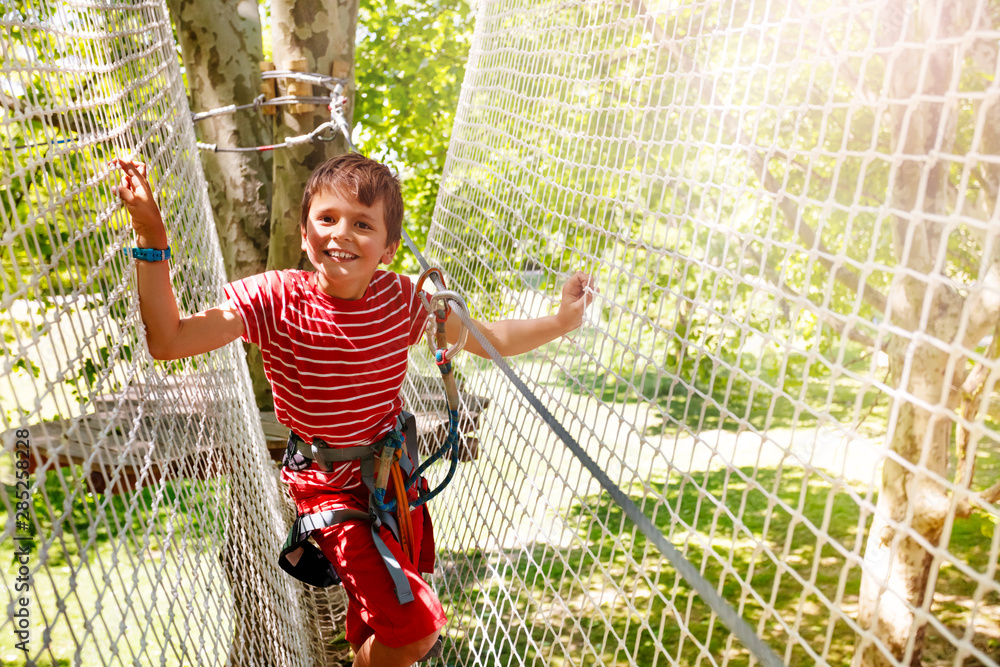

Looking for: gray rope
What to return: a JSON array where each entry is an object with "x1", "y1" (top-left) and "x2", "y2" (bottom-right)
[
  {"x1": 401, "y1": 231, "x2": 785, "y2": 667},
  {"x1": 190, "y1": 96, "x2": 333, "y2": 123},
  {"x1": 192, "y1": 70, "x2": 350, "y2": 153}
]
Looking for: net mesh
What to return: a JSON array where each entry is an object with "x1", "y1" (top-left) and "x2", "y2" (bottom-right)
[
  {"x1": 3, "y1": 0, "x2": 1000, "y2": 666},
  {"x1": 423, "y1": 0, "x2": 1000, "y2": 665},
  {"x1": 0, "y1": 2, "x2": 333, "y2": 665}
]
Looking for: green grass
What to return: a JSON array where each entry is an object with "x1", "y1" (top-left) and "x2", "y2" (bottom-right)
[
  {"x1": 436, "y1": 467, "x2": 1000, "y2": 666},
  {"x1": 1, "y1": 464, "x2": 234, "y2": 667}
]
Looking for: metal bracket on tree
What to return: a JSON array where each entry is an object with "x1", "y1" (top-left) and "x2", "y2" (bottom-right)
[{"x1": 192, "y1": 66, "x2": 355, "y2": 153}]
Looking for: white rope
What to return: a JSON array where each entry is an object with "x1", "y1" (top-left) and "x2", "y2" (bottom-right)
[
  {"x1": 1, "y1": 3, "x2": 319, "y2": 665},
  {"x1": 419, "y1": 0, "x2": 1000, "y2": 665}
]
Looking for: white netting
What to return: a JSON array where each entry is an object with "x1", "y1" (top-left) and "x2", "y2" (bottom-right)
[
  {"x1": 423, "y1": 0, "x2": 1000, "y2": 665},
  {"x1": 0, "y1": 3, "x2": 337, "y2": 665},
  {"x1": 4, "y1": 0, "x2": 1000, "y2": 666}
]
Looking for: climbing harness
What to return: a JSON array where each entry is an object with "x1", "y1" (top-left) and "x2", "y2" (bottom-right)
[
  {"x1": 278, "y1": 412, "x2": 420, "y2": 603},
  {"x1": 278, "y1": 268, "x2": 471, "y2": 606},
  {"x1": 192, "y1": 70, "x2": 356, "y2": 153}
]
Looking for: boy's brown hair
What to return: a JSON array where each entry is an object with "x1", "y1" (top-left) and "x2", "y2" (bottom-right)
[{"x1": 300, "y1": 153, "x2": 404, "y2": 245}]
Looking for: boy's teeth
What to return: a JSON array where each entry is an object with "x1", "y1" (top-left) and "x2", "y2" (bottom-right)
[{"x1": 326, "y1": 250, "x2": 354, "y2": 259}]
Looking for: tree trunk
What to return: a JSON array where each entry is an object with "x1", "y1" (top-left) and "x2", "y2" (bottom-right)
[
  {"x1": 852, "y1": 2, "x2": 998, "y2": 664},
  {"x1": 167, "y1": 0, "x2": 274, "y2": 411},
  {"x1": 263, "y1": 1, "x2": 360, "y2": 659},
  {"x1": 267, "y1": 0, "x2": 359, "y2": 271}
]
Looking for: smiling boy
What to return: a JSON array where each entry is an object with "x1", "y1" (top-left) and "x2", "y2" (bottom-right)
[{"x1": 112, "y1": 152, "x2": 595, "y2": 667}]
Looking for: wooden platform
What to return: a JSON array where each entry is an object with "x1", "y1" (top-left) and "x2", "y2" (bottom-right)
[
  {"x1": 8, "y1": 374, "x2": 490, "y2": 495},
  {"x1": 8, "y1": 375, "x2": 229, "y2": 494}
]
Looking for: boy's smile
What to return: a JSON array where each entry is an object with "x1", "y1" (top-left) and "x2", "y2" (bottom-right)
[{"x1": 301, "y1": 189, "x2": 399, "y2": 300}]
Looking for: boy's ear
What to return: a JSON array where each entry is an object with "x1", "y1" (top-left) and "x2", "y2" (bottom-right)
[
  {"x1": 300, "y1": 225, "x2": 307, "y2": 251},
  {"x1": 381, "y1": 241, "x2": 400, "y2": 265}
]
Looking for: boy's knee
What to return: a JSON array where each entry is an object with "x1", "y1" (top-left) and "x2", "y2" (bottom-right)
[{"x1": 403, "y1": 631, "x2": 440, "y2": 662}]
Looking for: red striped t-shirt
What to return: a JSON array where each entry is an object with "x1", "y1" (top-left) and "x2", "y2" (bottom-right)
[{"x1": 224, "y1": 269, "x2": 428, "y2": 500}]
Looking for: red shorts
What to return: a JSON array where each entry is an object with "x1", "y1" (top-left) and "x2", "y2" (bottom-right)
[{"x1": 302, "y1": 484, "x2": 447, "y2": 648}]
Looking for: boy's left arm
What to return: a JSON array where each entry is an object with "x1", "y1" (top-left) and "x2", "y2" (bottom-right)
[{"x1": 445, "y1": 271, "x2": 596, "y2": 359}]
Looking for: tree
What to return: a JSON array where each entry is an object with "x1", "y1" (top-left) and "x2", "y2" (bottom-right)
[
  {"x1": 852, "y1": 2, "x2": 1000, "y2": 664},
  {"x1": 167, "y1": 0, "x2": 274, "y2": 408},
  {"x1": 623, "y1": 1, "x2": 1000, "y2": 662},
  {"x1": 167, "y1": 0, "x2": 272, "y2": 281},
  {"x1": 266, "y1": 0, "x2": 359, "y2": 271},
  {"x1": 353, "y1": 0, "x2": 473, "y2": 272},
  {"x1": 165, "y1": 6, "x2": 282, "y2": 663},
  {"x1": 166, "y1": 2, "x2": 360, "y2": 663}
]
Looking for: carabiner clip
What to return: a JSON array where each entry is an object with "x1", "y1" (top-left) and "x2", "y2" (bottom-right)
[
  {"x1": 415, "y1": 267, "x2": 468, "y2": 362},
  {"x1": 426, "y1": 290, "x2": 468, "y2": 361},
  {"x1": 415, "y1": 267, "x2": 446, "y2": 295}
]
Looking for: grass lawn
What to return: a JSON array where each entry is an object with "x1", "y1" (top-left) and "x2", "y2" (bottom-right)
[
  {"x1": 1, "y1": 465, "x2": 235, "y2": 667},
  {"x1": 434, "y1": 466, "x2": 999, "y2": 666}
]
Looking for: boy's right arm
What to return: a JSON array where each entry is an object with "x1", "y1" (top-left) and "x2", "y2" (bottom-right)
[{"x1": 113, "y1": 159, "x2": 244, "y2": 360}]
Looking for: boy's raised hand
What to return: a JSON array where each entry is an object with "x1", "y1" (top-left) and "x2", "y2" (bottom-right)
[
  {"x1": 556, "y1": 271, "x2": 597, "y2": 331},
  {"x1": 111, "y1": 158, "x2": 167, "y2": 247},
  {"x1": 446, "y1": 270, "x2": 597, "y2": 359}
]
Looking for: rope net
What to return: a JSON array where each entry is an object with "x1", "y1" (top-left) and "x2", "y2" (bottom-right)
[
  {"x1": 2, "y1": 0, "x2": 999, "y2": 666},
  {"x1": 423, "y1": 0, "x2": 1000, "y2": 665},
  {"x1": 0, "y1": 3, "x2": 337, "y2": 665}
]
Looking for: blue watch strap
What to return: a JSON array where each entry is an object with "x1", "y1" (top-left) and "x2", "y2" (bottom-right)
[{"x1": 124, "y1": 247, "x2": 171, "y2": 262}]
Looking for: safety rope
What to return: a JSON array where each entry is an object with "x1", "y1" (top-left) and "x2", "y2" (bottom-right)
[
  {"x1": 399, "y1": 233, "x2": 786, "y2": 667},
  {"x1": 373, "y1": 272, "x2": 469, "y2": 513},
  {"x1": 406, "y1": 283, "x2": 468, "y2": 507},
  {"x1": 390, "y1": 455, "x2": 414, "y2": 562},
  {"x1": 192, "y1": 70, "x2": 356, "y2": 153}
]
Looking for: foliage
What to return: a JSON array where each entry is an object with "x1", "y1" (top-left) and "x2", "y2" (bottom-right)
[{"x1": 354, "y1": 0, "x2": 474, "y2": 273}]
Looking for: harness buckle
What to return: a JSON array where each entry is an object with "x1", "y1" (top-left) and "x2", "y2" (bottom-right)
[
  {"x1": 311, "y1": 438, "x2": 334, "y2": 472},
  {"x1": 283, "y1": 433, "x2": 311, "y2": 471}
]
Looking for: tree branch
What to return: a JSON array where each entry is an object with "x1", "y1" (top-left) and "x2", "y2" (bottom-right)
[
  {"x1": 956, "y1": 480, "x2": 1000, "y2": 519},
  {"x1": 785, "y1": 0, "x2": 877, "y2": 105},
  {"x1": 954, "y1": 320, "x2": 1000, "y2": 518},
  {"x1": 742, "y1": 148, "x2": 889, "y2": 314},
  {"x1": 742, "y1": 245, "x2": 876, "y2": 348},
  {"x1": 971, "y1": 167, "x2": 998, "y2": 210}
]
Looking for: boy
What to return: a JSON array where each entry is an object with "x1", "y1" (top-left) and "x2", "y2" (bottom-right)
[{"x1": 112, "y1": 153, "x2": 595, "y2": 667}]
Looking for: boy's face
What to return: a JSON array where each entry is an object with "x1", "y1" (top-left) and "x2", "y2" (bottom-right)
[{"x1": 300, "y1": 188, "x2": 399, "y2": 300}]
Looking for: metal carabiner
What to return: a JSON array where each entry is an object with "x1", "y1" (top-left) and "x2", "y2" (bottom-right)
[
  {"x1": 415, "y1": 267, "x2": 446, "y2": 295},
  {"x1": 425, "y1": 290, "x2": 468, "y2": 362},
  {"x1": 315, "y1": 122, "x2": 340, "y2": 142},
  {"x1": 415, "y1": 267, "x2": 467, "y2": 361}
]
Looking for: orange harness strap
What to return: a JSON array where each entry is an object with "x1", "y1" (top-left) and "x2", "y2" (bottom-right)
[{"x1": 391, "y1": 455, "x2": 415, "y2": 563}]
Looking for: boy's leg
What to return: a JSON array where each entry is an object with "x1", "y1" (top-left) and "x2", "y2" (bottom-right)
[
  {"x1": 350, "y1": 630, "x2": 439, "y2": 667},
  {"x1": 314, "y1": 518, "x2": 446, "y2": 658}
]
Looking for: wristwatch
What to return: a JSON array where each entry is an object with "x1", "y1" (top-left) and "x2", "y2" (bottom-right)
[{"x1": 124, "y1": 247, "x2": 171, "y2": 262}]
